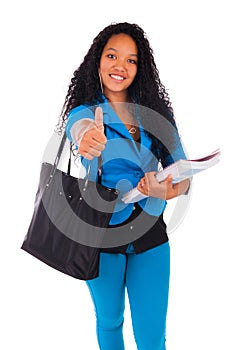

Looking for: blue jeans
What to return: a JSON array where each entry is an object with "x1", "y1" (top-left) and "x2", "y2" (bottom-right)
[{"x1": 86, "y1": 242, "x2": 170, "y2": 350}]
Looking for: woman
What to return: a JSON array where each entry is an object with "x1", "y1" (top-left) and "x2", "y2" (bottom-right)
[{"x1": 57, "y1": 22, "x2": 190, "y2": 350}]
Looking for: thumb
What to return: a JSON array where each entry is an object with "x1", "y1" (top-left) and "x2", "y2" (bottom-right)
[
  {"x1": 166, "y1": 174, "x2": 173, "y2": 186},
  {"x1": 95, "y1": 107, "x2": 104, "y2": 132}
]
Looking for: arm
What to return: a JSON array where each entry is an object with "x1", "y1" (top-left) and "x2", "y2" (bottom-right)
[
  {"x1": 137, "y1": 172, "x2": 190, "y2": 200},
  {"x1": 143, "y1": 118, "x2": 191, "y2": 199}
]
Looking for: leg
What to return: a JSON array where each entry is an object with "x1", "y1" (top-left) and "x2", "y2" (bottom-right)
[
  {"x1": 126, "y1": 242, "x2": 170, "y2": 350},
  {"x1": 86, "y1": 252, "x2": 127, "y2": 350}
]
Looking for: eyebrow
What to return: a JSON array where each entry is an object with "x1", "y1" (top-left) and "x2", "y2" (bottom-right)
[{"x1": 106, "y1": 47, "x2": 138, "y2": 57}]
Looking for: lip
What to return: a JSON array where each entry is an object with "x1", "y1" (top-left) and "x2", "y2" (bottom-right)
[{"x1": 109, "y1": 73, "x2": 126, "y2": 82}]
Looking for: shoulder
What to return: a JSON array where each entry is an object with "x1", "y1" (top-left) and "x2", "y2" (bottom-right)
[{"x1": 67, "y1": 104, "x2": 95, "y2": 120}]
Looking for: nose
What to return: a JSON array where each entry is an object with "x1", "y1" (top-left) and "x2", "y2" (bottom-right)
[{"x1": 113, "y1": 58, "x2": 126, "y2": 72}]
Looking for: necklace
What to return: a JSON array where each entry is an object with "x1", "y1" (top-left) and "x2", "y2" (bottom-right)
[
  {"x1": 128, "y1": 126, "x2": 137, "y2": 134},
  {"x1": 106, "y1": 97, "x2": 138, "y2": 135}
]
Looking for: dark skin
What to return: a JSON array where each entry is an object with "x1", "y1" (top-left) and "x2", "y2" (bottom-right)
[
  {"x1": 77, "y1": 107, "x2": 107, "y2": 160},
  {"x1": 137, "y1": 173, "x2": 190, "y2": 200},
  {"x1": 78, "y1": 33, "x2": 190, "y2": 200}
]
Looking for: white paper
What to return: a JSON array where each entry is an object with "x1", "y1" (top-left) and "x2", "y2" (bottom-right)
[{"x1": 122, "y1": 149, "x2": 220, "y2": 203}]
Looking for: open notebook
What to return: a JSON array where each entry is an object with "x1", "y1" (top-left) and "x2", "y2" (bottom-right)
[{"x1": 122, "y1": 149, "x2": 221, "y2": 203}]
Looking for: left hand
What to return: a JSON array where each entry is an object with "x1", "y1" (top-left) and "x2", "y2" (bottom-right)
[{"x1": 137, "y1": 172, "x2": 178, "y2": 200}]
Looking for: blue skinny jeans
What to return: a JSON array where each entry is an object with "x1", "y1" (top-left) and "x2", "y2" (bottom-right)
[{"x1": 86, "y1": 242, "x2": 170, "y2": 350}]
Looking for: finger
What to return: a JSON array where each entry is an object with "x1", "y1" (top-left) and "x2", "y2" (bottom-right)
[
  {"x1": 83, "y1": 137, "x2": 106, "y2": 149},
  {"x1": 79, "y1": 144, "x2": 105, "y2": 158},
  {"x1": 137, "y1": 177, "x2": 149, "y2": 194},
  {"x1": 138, "y1": 178, "x2": 144, "y2": 187},
  {"x1": 137, "y1": 182, "x2": 147, "y2": 194},
  {"x1": 79, "y1": 148, "x2": 102, "y2": 160},
  {"x1": 83, "y1": 128, "x2": 107, "y2": 145},
  {"x1": 166, "y1": 174, "x2": 172, "y2": 180},
  {"x1": 92, "y1": 131, "x2": 107, "y2": 144},
  {"x1": 165, "y1": 174, "x2": 173, "y2": 187},
  {"x1": 89, "y1": 143, "x2": 105, "y2": 155},
  {"x1": 95, "y1": 143, "x2": 106, "y2": 151},
  {"x1": 95, "y1": 107, "x2": 104, "y2": 132},
  {"x1": 87, "y1": 148, "x2": 102, "y2": 157},
  {"x1": 83, "y1": 146, "x2": 105, "y2": 159},
  {"x1": 145, "y1": 172, "x2": 158, "y2": 187},
  {"x1": 81, "y1": 152, "x2": 94, "y2": 160}
]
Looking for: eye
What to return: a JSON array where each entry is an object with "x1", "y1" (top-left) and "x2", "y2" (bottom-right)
[
  {"x1": 107, "y1": 54, "x2": 117, "y2": 60},
  {"x1": 128, "y1": 59, "x2": 137, "y2": 65}
]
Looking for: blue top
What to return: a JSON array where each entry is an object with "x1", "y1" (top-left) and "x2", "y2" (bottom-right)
[{"x1": 65, "y1": 97, "x2": 187, "y2": 225}]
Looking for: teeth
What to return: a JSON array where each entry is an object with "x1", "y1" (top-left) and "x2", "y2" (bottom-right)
[{"x1": 110, "y1": 74, "x2": 124, "y2": 81}]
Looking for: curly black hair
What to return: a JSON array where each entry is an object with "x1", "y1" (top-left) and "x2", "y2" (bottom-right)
[{"x1": 56, "y1": 22, "x2": 178, "y2": 162}]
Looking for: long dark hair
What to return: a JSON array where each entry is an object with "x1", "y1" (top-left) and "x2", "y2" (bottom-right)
[{"x1": 56, "y1": 22, "x2": 178, "y2": 162}]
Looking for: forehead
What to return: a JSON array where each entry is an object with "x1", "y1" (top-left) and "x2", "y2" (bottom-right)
[{"x1": 103, "y1": 33, "x2": 138, "y2": 53}]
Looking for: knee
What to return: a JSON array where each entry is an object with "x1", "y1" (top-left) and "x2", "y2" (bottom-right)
[{"x1": 97, "y1": 314, "x2": 124, "y2": 331}]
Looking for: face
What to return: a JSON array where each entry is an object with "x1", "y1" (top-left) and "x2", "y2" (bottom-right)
[{"x1": 99, "y1": 33, "x2": 138, "y2": 100}]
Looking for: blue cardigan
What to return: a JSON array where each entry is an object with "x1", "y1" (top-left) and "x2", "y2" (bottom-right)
[{"x1": 66, "y1": 97, "x2": 187, "y2": 225}]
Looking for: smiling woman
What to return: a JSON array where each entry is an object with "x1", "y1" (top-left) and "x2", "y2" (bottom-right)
[{"x1": 55, "y1": 22, "x2": 190, "y2": 350}]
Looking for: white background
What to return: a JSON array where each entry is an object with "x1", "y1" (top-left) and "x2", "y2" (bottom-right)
[{"x1": 0, "y1": 0, "x2": 232, "y2": 349}]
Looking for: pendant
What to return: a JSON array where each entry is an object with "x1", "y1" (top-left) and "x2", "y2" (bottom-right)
[{"x1": 128, "y1": 127, "x2": 137, "y2": 134}]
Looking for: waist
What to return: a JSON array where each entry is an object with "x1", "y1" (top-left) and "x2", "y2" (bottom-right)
[{"x1": 108, "y1": 203, "x2": 142, "y2": 228}]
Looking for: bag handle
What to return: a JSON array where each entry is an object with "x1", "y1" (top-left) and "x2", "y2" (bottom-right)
[{"x1": 50, "y1": 131, "x2": 102, "y2": 187}]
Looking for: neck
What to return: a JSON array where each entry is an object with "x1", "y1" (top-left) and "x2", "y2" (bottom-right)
[{"x1": 104, "y1": 90, "x2": 130, "y2": 103}]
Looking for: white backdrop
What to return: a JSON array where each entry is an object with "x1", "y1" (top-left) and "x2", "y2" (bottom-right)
[{"x1": 1, "y1": 1, "x2": 232, "y2": 349}]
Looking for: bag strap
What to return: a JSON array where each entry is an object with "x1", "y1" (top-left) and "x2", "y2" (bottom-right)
[
  {"x1": 68, "y1": 143, "x2": 102, "y2": 186},
  {"x1": 47, "y1": 132, "x2": 67, "y2": 180},
  {"x1": 55, "y1": 132, "x2": 67, "y2": 169},
  {"x1": 50, "y1": 131, "x2": 102, "y2": 186}
]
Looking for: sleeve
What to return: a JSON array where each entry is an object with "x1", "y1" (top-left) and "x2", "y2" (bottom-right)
[
  {"x1": 160, "y1": 120, "x2": 192, "y2": 195},
  {"x1": 160, "y1": 119, "x2": 188, "y2": 168},
  {"x1": 163, "y1": 137, "x2": 187, "y2": 167},
  {"x1": 65, "y1": 105, "x2": 95, "y2": 143}
]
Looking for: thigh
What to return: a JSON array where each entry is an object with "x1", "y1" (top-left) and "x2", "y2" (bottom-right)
[
  {"x1": 126, "y1": 243, "x2": 170, "y2": 348},
  {"x1": 86, "y1": 252, "x2": 127, "y2": 321}
]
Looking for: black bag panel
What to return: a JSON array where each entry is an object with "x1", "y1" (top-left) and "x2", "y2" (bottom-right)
[{"x1": 21, "y1": 160, "x2": 118, "y2": 280}]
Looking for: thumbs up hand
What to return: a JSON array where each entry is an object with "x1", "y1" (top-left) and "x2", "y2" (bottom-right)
[{"x1": 78, "y1": 107, "x2": 107, "y2": 160}]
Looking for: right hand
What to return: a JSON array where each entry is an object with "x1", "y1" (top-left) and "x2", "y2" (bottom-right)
[
  {"x1": 137, "y1": 172, "x2": 178, "y2": 200},
  {"x1": 78, "y1": 107, "x2": 107, "y2": 160}
]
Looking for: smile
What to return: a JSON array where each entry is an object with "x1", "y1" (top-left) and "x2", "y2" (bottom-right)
[{"x1": 109, "y1": 74, "x2": 125, "y2": 81}]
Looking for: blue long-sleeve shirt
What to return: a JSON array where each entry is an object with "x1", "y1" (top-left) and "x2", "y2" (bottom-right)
[{"x1": 66, "y1": 97, "x2": 187, "y2": 225}]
